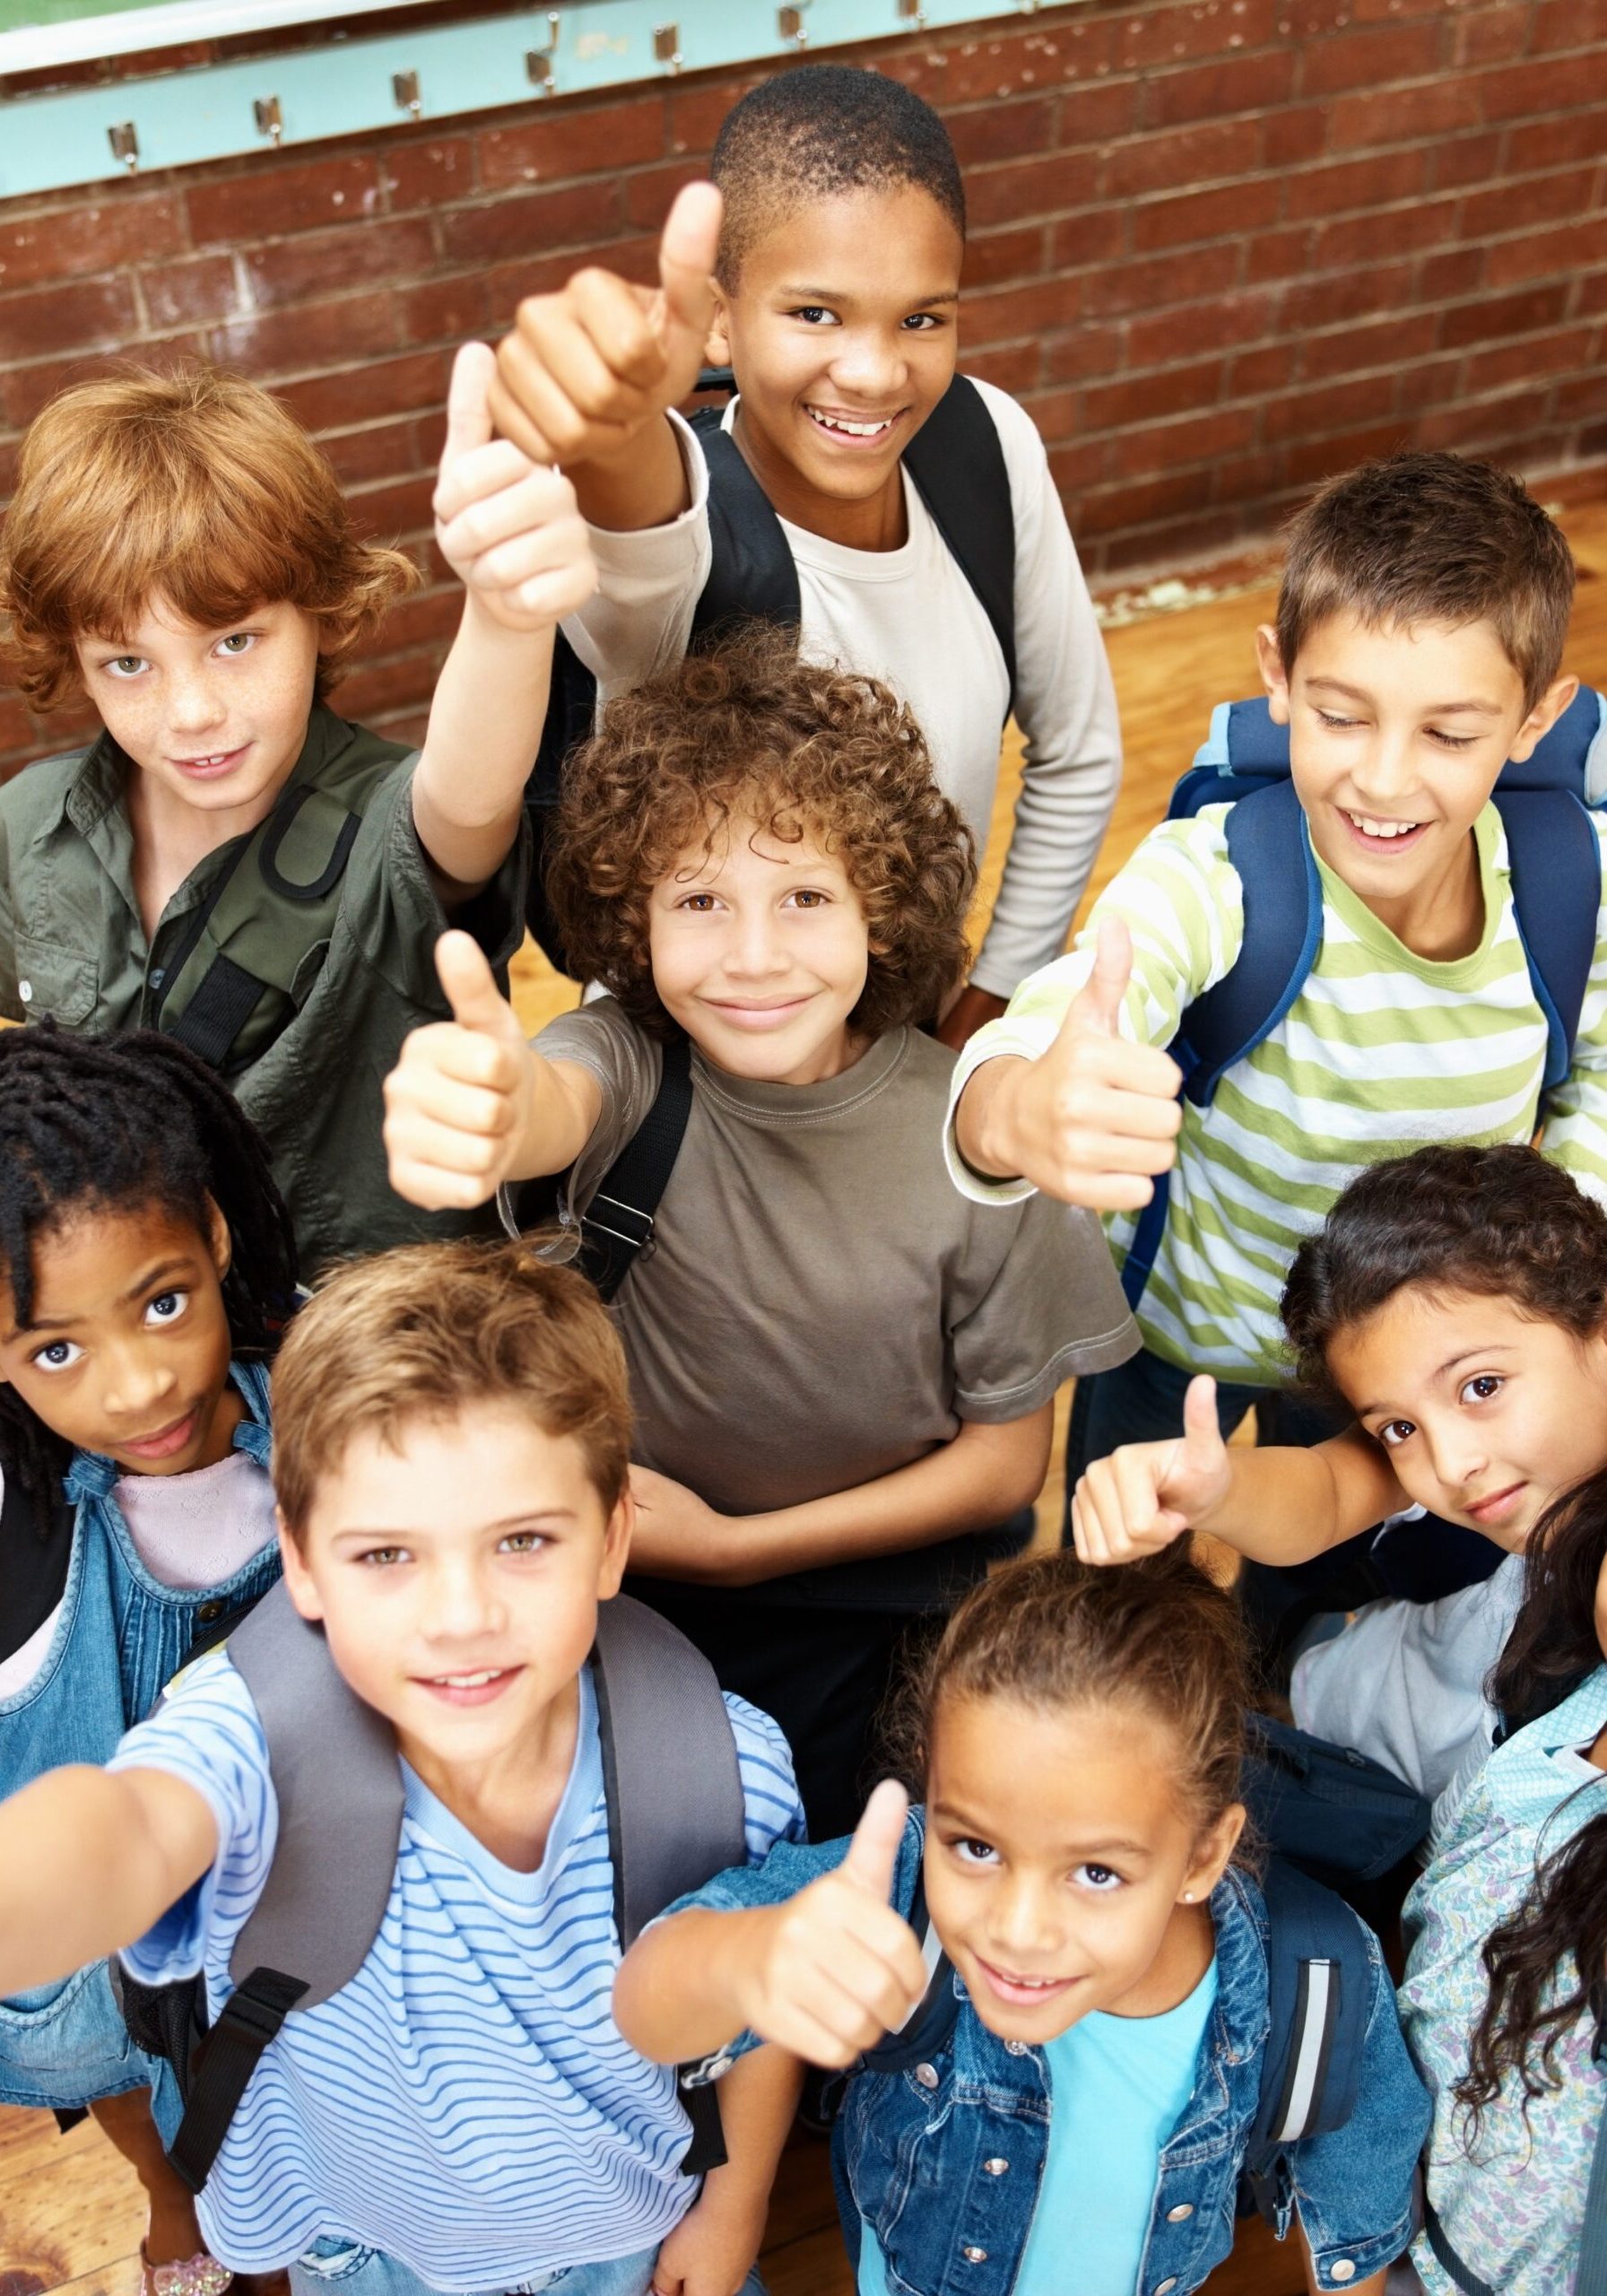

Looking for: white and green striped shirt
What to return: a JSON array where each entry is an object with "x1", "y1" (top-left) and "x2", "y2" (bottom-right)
[{"x1": 947, "y1": 803, "x2": 1607, "y2": 1385}]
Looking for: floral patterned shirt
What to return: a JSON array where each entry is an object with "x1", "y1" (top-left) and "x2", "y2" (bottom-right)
[{"x1": 1401, "y1": 1666, "x2": 1607, "y2": 2294}]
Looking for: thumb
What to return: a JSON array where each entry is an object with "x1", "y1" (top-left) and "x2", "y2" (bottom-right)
[
  {"x1": 840, "y1": 1779, "x2": 909, "y2": 1901},
  {"x1": 434, "y1": 931, "x2": 521, "y2": 1042},
  {"x1": 656, "y1": 180, "x2": 722, "y2": 352},
  {"x1": 441, "y1": 341, "x2": 496, "y2": 463},
  {"x1": 1064, "y1": 913, "x2": 1134, "y2": 1042},
  {"x1": 1171, "y1": 1375, "x2": 1228, "y2": 1500}
]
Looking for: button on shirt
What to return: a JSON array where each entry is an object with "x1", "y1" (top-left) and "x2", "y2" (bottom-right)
[{"x1": 110, "y1": 1650, "x2": 804, "y2": 2282}]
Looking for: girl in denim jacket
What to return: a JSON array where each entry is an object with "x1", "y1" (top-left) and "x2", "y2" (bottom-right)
[
  {"x1": 616, "y1": 1549, "x2": 1428, "y2": 2296},
  {"x1": 0, "y1": 1027, "x2": 296, "y2": 2296}
]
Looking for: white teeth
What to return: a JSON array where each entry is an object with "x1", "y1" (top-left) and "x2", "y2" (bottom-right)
[
  {"x1": 1346, "y1": 812, "x2": 1420, "y2": 839},
  {"x1": 806, "y1": 407, "x2": 891, "y2": 439},
  {"x1": 433, "y1": 1670, "x2": 500, "y2": 1687}
]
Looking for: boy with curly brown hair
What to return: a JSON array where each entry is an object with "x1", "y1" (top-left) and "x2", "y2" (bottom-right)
[{"x1": 383, "y1": 631, "x2": 1134, "y2": 1835}]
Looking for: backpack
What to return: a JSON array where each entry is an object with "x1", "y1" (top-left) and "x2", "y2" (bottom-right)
[
  {"x1": 1241, "y1": 1712, "x2": 1431, "y2": 1897},
  {"x1": 1119, "y1": 683, "x2": 1607, "y2": 1309},
  {"x1": 117, "y1": 1578, "x2": 748, "y2": 2195},
  {"x1": 862, "y1": 1855, "x2": 1374, "y2": 2232},
  {"x1": 522, "y1": 370, "x2": 1019, "y2": 977}
]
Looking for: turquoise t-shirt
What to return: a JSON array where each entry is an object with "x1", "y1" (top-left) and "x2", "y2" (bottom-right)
[{"x1": 857, "y1": 1959, "x2": 1218, "y2": 2296}]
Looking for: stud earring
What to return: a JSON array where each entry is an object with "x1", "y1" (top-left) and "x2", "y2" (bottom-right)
[{"x1": 1182, "y1": 1891, "x2": 1194, "y2": 1901}]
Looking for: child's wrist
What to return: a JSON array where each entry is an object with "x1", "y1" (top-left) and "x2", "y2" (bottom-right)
[{"x1": 963, "y1": 1057, "x2": 1029, "y2": 1180}]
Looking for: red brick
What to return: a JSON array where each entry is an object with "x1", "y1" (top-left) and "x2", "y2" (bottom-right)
[
  {"x1": 1110, "y1": 404, "x2": 1256, "y2": 480},
  {"x1": 244, "y1": 218, "x2": 436, "y2": 311},
  {"x1": 1262, "y1": 104, "x2": 1332, "y2": 171},
  {"x1": 1280, "y1": 258, "x2": 1416, "y2": 335},
  {"x1": 1261, "y1": 372, "x2": 1397, "y2": 446},
  {"x1": 1453, "y1": 4, "x2": 1532, "y2": 66},
  {"x1": 962, "y1": 342, "x2": 1042, "y2": 397},
  {"x1": 1427, "y1": 130, "x2": 1502, "y2": 192},
  {"x1": 1506, "y1": 110, "x2": 1607, "y2": 173},
  {"x1": 1488, "y1": 215, "x2": 1607, "y2": 289},
  {"x1": 1132, "y1": 178, "x2": 1280, "y2": 255},
  {"x1": 381, "y1": 135, "x2": 476, "y2": 213},
  {"x1": 1464, "y1": 168, "x2": 1593, "y2": 245},
  {"x1": 1402, "y1": 352, "x2": 1470, "y2": 409},
  {"x1": 1109, "y1": 0, "x2": 1281, "y2": 73},
  {"x1": 1282, "y1": 418, "x2": 1408, "y2": 485},
  {"x1": 891, "y1": 22, "x2": 1121, "y2": 109},
  {"x1": 1481, "y1": 49, "x2": 1607, "y2": 121},
  {"x1": 1581, "y1": 422, "x2": 1607, "y2": 457},
  {"x1": 1299, "y1": 22, "x2": 1446, "y2": 97},
  {"x1": 140, "y1": 254, "x2": 239, "y2": 330},
  {"x1": 439, "y1": 181, "x2": 621, "y2": 265},
  {"x1": 967, "y1": 152, "x2": 1102, "y2": 231},
  {"x1": 1047, "y1": 209, "x2": 1128, "y2": 272},
  {"x1": 623, "y1": 160, "x2": 710, "y2": 233},
  {"x1": 1141, "y1": 48, "x2": 1296, "y2": 131},
  {"x1": 1439, "y1": 281, "x2": 1570, "y2": 346},
  {"x1": 1579, "y1": 272, "x2": 1607, "y2": 318},
  {"x1": 1083, "y1": 241, "x2": 1238, "y2": 321},
  {"x1": 1420, "y1": 247, "x2": 1486, "y2": 302},
  {"x1": 1104, "y1": 509, "x2": 1242, "y2": 575},
  {"x1": 2, "y1": 338, "x2": 201, "y2": 428},
  {"x1": 1127, "y1": 288, "x2": 1277, "y2": 366},
  {"x1": 0, "y1": 275, "x2": 137, "y2": 360},
  {"x1": 348, "y1": 472, "x2": 438, "y2": 542},
  {"x1": 207, "y1": 290, "x2": 400, "y2": 377},
  {"x1": 1042, "y1": 323, "x2": 1124, "y2": 384},
  {"x1": 666, "y1": 74, "x2": 767, "y2": 159},
  {"x1": 400, "y1": 274, "x2": 492, "y2": 346},
  {"x1": 963, "y1": 224, "x2": 1048, "y2": 290},
  {"x1": 482, "y1": 236, "x2": 659, "y2": 323},
  {"x1": 1532, "y1": 0, "x2": 1607, "y2": 51},
  {"x1": 1104, "y1": 121, "x2": 1254, "y2": 201},
  {"x1": 278, "y1": 349, "x2": 448, "y2": 433},
  {"x1": 1285, "y1": 147, "x2": 1425, "y2": 218},
  {"x1": 189, "y1": 156, "x2": 383, "y2": 248},
  {"x1": 945, "y1": 98, "x2": 1056, "y2": 169},
  {"x1": 1045, "y1": 435, "x2": 1108, "y2": 498},
  {"x1": 1016, "y1": 386, "x2": 1076, "y2": 441},
  {"x1": 1330, "y1": 77, "x2": 1484, "y2": 150},
  {"x1": 0, "y1": 695, "x2": 34, "y2": 753},
  {"x1": 1311, "y1": 196, "x2": 1459, "y2": 272},
  {"x1": 1243, "y1": 228, "x2": 1316, "y2": 285},
  {"x1": 376, "y1": 583, "x2": 464, "y2": 656},
  {"x1": 1228, "y1": 341, "x2": 1297, "y2": 397},
  {"x1": 1301, "y1": 310, "x2": 1438, "y2": 378},
  {"x1": 1553, "y1": 369, "x2": 1607, "y2": 423},
  {"x1": 1074, "y1": 468, "x2": 1214, "y2": 535},
  {"x1": 0, "y1": 194, "x2": 187, "y2": 292},
  {"x1": 966, "y1": 273, "x2": 1084, "y2": 345},
  {"x1": 1056, "y1": 78, "x2": 1143, "y2": 148},
  {"x1": 326, "y1": 651, "x2": 438, "y2": 722},
  {"x1": 1082, "y1": 356, "x2": 1222, "y2": 433},
  {"x1": 479, "y1": 95, "x2": 665, "y2": 191},
  {"x1": 318, "y1": 413, "x2": 433, "y2": 488},
  {"x1": 1417, "y1": 387, "x2": 1557, "y2": 450}
]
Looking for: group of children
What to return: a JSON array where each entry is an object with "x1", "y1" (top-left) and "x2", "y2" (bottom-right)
[{"x1": 0, "y1": 53, "x2": 1601, "y2": 2296}]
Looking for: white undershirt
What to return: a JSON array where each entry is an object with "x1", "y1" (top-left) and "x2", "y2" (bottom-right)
[{"x1": 0, "y1": 1448, "x2": 276, "y2": 1700}]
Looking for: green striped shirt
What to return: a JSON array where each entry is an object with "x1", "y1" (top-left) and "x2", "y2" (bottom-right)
[{"x1": 947, "y1": 803, "x2": 1607, "y2": 1385}]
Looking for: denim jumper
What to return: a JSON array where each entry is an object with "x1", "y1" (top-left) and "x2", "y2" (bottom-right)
[{"x1": 0, "y1": 1362, "x2": 279, "y2": 2122}]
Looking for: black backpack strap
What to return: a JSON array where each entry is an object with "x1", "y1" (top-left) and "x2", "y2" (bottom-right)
[
  {"x1": 161, "y1": 1579, "x2": 405, "y2": 2193},
  {"x1": 1498, "y1": 785, "x2": 1601, "y2": 1097},
  {"x1": 592, "y1": 1594, "x2": 747, "y2": 2175},
  {"x1": 0, "y1": 1475, "x2": 74, "y2": 1665},
  {"x1": 1242, "y1": 1861, "x2": 1371, "y2": 2228},
  {"x1": 902, "y1": 374, "x2": 1017, "y2": 718},
  {"x1": 523, "y1": 628, "x2": 602, "y2": 975},
  {"x1": 689, "y1": 406, "x2": 802, "y2": 646},
  {"x1": 857, "y1": 1872, "x2": 960, "y2": 2075},
  {"x1": 532, "y1": 1034, "x2": 692, "y2": 1304}
]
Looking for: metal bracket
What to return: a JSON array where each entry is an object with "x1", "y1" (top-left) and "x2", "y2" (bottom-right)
[
  {"x1": 392, "y1": 66, "x2": 421, "y2": 117},
  {"x1": 652, "y1": 20, "x2": 681, "y2": 71},
  {"x1": 525, "y1": 9, "x2": 560, "y2": 91},
  {"x1": 777, "y1": 2, "x2": 808, "y2": 45},
  {"x1": 107, "y1": 119, "x2": 139, "y2": 171},
  {"x1": 897, "y1": 0, "x2": 925, "y2": 24},
  {"x1": 253, "y1": 92, "x2": 283, "y2": 143}
]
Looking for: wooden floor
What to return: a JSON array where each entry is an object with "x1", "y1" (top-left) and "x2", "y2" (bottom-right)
[{"x1": 7, "y1": 500, "x2": 1607, "y2": 2296}]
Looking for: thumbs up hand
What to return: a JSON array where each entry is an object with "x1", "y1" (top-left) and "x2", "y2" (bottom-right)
[
  {"x1": 490, "y1": 181, "x2": 723, "y2": 475},
  {"x1": 731, "y1": 1782, "x2": 927, "y2": 2067},
  {"x1": 1071, "y1": 1376, "x2": 1233, "y2": 1566},
  {"x1": 966, "y1": 916, "x2": 1186, "y2": 1210},
  {"x1": 431, "y1": 342, "x2": 597, "y2": 635},
  {"x1": 384, "y1": 932, "x2": 538, "y2": 1210}
]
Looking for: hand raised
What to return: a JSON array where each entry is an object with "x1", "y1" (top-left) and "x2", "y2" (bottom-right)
[
  {"x1": 986, "y1": 915, "x2": 1184, "y2": 1210},
  {"x1": 734, "y1": 1782, "x2": 926, "y2": 2068},
  {"x1": 1072, "y1": 1375, "x2": 1232, "y2": 1565},
  {"x1": 383, "y1": 933, "x2": 535, "y2": 1210},
  {"x1": 490, "y1": 181, "x2": 723, "y2": 471},
  {"x1": 433, "y1": 342, "x2": 597, "y2": 633}
]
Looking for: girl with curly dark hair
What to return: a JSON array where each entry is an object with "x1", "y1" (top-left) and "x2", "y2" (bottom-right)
[{"x1": 384, "y1": 629, "x2": 1134, "y2": 1838}]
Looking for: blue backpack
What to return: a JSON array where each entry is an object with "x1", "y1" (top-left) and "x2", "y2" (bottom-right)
[{"x1": 1120, "y1": 685, "x2": 1607, "y2": 1309}]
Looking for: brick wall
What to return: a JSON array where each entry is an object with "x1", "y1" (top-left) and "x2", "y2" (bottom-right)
[{"x1": 2, "y1": 0, "x2": 1605, "y2": 771}]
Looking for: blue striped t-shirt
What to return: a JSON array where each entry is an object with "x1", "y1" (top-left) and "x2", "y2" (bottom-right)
[{"x1": 110, "y1": 1646, "x2": 804, "y2": 2283}]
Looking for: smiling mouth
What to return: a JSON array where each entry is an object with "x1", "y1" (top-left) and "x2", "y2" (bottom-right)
[
  {"x1": 1342, "y1": 809, "x2": 1426, "y2": 843},
  {"x1": 704, "y1": 996, "x2": 812, "y2": 1028},
  {"x1": 414, "y1": 1666, "x2": 523, "y2": 1706},
  {"x1": 171, "y1": 745, "x2": 248, "y2": 776},
  {"x1": 1464, "y1": 1483, "x2": 1526, "y2": 1524},
  {"x1": 974, "y1": 1957, "x2": 1078, "y2": 2007},
  {"x1": 803, "y1": 404, "x2": 899, "y2": 442}
]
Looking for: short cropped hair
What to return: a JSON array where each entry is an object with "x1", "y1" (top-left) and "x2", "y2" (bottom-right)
[
  {"x1": 711, "y1": 65, "x2": 966, "y2": 286},
  {"x1": 1275, "y1": 451, "x2": 1575, "y2": 713},
  {"x1": 0, "y1": 365, "x2": 418, "y2": 709},
  {"x1": 546, "y1": 624, "x2": 977, "y2": 1040},
  {"x1": 272, "y1": 1239, "x2": 631, "y2": 1540}
]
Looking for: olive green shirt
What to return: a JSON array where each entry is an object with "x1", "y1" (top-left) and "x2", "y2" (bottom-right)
[{"x1": 0, "y1": 706, "x2": 526, "y2": 1276}]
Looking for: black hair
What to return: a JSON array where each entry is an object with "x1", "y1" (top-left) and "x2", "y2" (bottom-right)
[
  {"x1": 710, "y1": 65, "x2": 966, "y2": 285},
  {"x1": 0, "y1": 1026, "x2": 298, "y2": 1517},
  {"x1": 1281, "y1": 1144, "x2": 1607, "y2": 1406}
]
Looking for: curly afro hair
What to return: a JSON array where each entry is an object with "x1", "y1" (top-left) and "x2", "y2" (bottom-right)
[{"x1": 546, "y1": 624, "x2": 976, "y2": 1040}]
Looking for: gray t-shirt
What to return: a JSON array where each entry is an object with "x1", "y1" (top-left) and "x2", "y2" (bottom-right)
[{"x1": 531, "y1": 1001, "x2": 1136, "y2": 1603}]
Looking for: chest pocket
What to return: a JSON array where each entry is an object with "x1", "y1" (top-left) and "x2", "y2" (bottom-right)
[{"x1": 13, "y1": 935, "x2": 99, "y2": 1026}]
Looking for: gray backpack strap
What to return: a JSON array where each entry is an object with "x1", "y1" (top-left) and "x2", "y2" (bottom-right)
[
  {"x1": 165, "y1": 1578, "x2": 405, "y2": 2193},
  {"x1": 591, "y1": 1595, "x2": 745, "y2": 2177}
]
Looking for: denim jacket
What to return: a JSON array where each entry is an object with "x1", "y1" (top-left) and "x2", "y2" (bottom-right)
[{"x1": 677, "y1": 1810, "x2": 1429, "y2": 2296}]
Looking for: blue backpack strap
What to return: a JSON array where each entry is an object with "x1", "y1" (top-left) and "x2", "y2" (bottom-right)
[
  {"x1": 902, "y1": 374, "x2": 1017, "y2": 718},
  {"x1": 1496, "y1": 785, "x2": 1600, "y2": 1096},
  {"x1": 1242, "y1": 1860, "x2": 1370, "y2": 2228}
]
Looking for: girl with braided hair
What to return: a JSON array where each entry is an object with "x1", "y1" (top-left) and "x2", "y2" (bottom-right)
[{"x1": 0, "y1": 1023, "x2": 296, "y2": 2296}]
